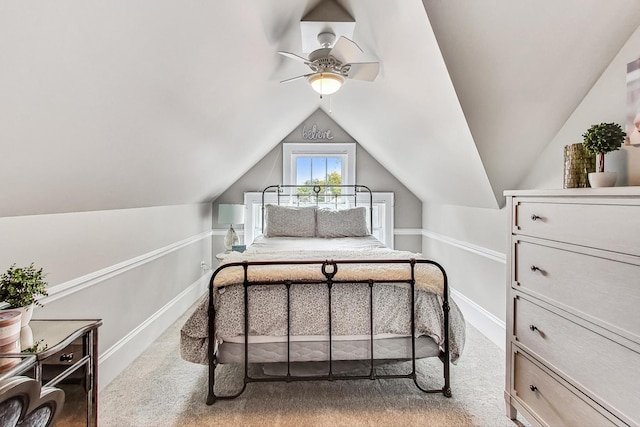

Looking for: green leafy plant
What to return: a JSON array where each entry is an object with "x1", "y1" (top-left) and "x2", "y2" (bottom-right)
[
  {"x1": 0, "y1": 263, "x2": 48, "y2": 308},
  {"x1": 582, "y1": 122, "x2": 626, "y2": 173},
  {"x1": 22, "y1": 339, "x2": 48, "y2": 354}
]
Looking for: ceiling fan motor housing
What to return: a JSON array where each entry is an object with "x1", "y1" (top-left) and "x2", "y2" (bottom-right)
[
  {"x1": 317, "y1": 31, "x2": 336, "y2": 48},
  {"x1": 308, "y1": 48, "x2": 349, "y2": 76}
]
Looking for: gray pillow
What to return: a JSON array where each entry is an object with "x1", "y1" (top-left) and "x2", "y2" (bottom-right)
[
  {"x1": 316, "y1": 207, "x2": 370, "y2": 238},
  {"x1": 264, "y1": 205, "x2": 316, "y2": 237}
]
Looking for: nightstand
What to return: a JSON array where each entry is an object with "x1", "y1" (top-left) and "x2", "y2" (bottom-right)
[
  {"x1": 0, "y1": 354, "x2": 36, "y2": 381},
  {"x1": 18, "y1": 319, "x2": 102, "y2": 427}
]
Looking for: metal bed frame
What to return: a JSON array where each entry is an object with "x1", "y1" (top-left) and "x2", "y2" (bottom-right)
[{"x1": 205, "y1": 185, "x2": 452, "y2": 404}]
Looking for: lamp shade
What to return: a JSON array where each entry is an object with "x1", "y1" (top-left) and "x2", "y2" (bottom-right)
[
  {"x1": 308, "y1": 73, "x2": 344, "y2": 95},
  {"x1": 218, "y1": 204, "x2": 245, "y2": 225}
]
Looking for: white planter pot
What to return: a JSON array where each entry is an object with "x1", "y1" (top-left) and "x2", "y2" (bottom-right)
[
  {"x1": 14, "y1": 305, "x2": 34, "y2": 328},
  {"x1": 20, "y1": 325, "x2": 33, "y2": 349},
  {"x1": 588, "y1": 172, "x2": 617, "y2": 188}
]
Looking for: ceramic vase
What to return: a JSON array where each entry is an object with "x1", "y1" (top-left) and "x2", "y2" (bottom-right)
[
  {"x1": 588, "y1": 172, "x2": 617, "y2": 188},
  {"x1": 13, "y1": 304, "x2": 34, "y2": 328}
]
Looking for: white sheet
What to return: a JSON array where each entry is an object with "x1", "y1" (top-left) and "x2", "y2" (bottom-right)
[{"x1": 248, "y1": 235, "x2": 386, "y2": 252}]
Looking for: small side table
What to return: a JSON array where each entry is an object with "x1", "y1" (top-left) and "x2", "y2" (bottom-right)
[{"x1": 19, "y1": 319, "x2": 102, "y2": 427}]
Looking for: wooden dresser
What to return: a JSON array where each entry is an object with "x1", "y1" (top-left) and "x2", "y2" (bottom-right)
[{"x1": 505, "y1": 188, "x2": 640, "y2": 427}]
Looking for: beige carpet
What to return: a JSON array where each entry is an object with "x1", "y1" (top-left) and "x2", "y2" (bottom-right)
[{"x1": 98, "y1": 305, "x2": 529, "y2": 427}]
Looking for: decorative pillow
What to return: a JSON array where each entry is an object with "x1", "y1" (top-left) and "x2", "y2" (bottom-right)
[
  {"x1": 264, "y1": 205, "x2": 316, "y2": 237},
  {"x1": 316, "y1": 207, "x2": 370, "y2": 238}
]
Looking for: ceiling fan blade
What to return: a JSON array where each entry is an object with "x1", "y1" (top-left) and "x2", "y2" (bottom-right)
[
  {"x1": 278, "y1": 51, "x2": 310, "y2": 64},
  {"x1": 280, "y1": 73, "x2": 313, "y2": 84},
  {"x1": 330, "y1": 36, "x2": 364, "y2": 64},
  {"x1": 347, "y1": 62, "x2": 380, "y2": 82}
]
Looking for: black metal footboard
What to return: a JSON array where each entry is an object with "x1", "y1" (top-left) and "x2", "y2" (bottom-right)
[{"x1": 206, "y1": 258, "x2": 451, "y2": 405}]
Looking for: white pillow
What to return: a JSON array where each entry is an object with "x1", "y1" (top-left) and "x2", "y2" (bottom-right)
[
  {"x1": 316, "y1": 207, "x2": 369, "y2": 238},
  {"x1": 264, "y1": 205, "x2": 316, "y2": 237}
]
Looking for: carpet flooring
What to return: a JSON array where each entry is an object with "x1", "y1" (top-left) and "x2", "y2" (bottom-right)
[{"x1": 98, "y1": 305, "x2": 530, "y2": 427}]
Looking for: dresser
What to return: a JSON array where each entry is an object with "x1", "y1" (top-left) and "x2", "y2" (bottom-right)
[{"x1": 505, "y1": 188, "x2": 640, "y2": 427}]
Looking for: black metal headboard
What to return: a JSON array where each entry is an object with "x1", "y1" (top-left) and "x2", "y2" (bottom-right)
[{"x1": 261, "y1": 184, "x2": 374, "y2": 235}]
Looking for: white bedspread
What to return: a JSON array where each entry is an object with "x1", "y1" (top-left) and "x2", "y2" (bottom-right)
[{"x1": 248, "y1": 235, "x2": 387, "y2": 252}]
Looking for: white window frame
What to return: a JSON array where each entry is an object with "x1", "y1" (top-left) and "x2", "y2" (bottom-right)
[{"x1": 283, "y1": 143, "x2": 356, "y2": 187}]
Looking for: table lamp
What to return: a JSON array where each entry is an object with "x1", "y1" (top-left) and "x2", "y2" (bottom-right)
[{"x1": 218, "y1": 204, "x2": 245, "y2": 251}]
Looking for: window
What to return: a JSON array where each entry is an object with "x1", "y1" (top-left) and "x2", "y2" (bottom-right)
[
  {"x1": 295, "y1": 156, "x2": 341, "y2": 185},
  {"x1": 283, "y1": 143, "x2": 355, "y2": 187},
  {"x1": 241, "y1": 141, "x2": 395, "y2": 247}
]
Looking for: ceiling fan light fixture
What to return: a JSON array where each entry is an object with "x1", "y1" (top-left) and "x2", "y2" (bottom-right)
[{"x1": 308, "y1": 72, "x2": 344, "y2": 95}]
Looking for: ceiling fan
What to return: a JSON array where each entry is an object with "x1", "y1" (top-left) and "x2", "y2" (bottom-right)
[{"x1": 278, "y1": 31, "x2": 380, "y2": 97}]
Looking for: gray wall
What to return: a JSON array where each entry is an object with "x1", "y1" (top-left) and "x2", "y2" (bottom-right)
[
  {"x1": 422, "y1": 205, "x2": 507, "y2": 320},
  {"x1": 0, "y1": 204, "x2": 212, "y2": 389},
  {"x1": 422, "y1": 24, "x2": 640, "y2": 342},
  {"x1": 212, "y1": 109, "x2": 423, "y2": 254}
]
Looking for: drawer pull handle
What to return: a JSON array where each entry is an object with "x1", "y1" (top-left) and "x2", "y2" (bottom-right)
[
  {"x1": 530, "y1": 214, "x2": 541, "y2": 221},
  {"x1": 529, "y1": 325, "x2": 538, "y2": 332},
  {"x1": 60, "y1": 353, "x2": 74, "y2": 362},
  {"x1": 529, "y1": 384, "x2": 538, "y2": 392},
  {"x1": 530, "y1": 265, "x2": 539, "y2": 272}
]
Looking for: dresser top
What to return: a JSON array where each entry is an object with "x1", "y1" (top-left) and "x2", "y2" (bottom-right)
[{"x1": 504, "y1": 186, "x2": 640, "y2": 197}]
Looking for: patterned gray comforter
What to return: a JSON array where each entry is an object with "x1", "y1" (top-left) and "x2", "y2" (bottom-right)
[{"x1": 180, "y1": 239, "x2": 466, "y2": 365}]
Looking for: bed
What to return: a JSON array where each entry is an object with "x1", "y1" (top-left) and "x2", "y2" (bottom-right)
[{"x1": 181, "y1": 185, "x2": 465, "y2": 404}]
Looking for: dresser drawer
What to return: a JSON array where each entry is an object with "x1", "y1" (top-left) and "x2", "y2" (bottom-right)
[
  {"x1": 41, "y1": 340, "x2": 83, "y2": 366},
  {"x1": 512, "y1": 349, "x2": 618, "y2": 426},
  {"x1": 514, "y1": 240, "x2": 640, "y2": 341},
  {"x1": 514, "y1": 295, "x2": 640, "y2": 424},
  {"x1": 513, "y1": 200, "x2": 640, "y2": 256}
]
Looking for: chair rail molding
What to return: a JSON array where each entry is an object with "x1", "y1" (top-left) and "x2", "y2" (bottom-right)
[
  {"x1": 421, "y1": 229, "x2": 506, "y2": 264},
  {"x1": 41, "y1": 230, "x2": 213, "y2": 305}
]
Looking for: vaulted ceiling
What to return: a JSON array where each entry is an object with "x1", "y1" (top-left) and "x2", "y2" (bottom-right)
[{"x1": 2, "y1": 0, "x2": 640, "y2": 217}]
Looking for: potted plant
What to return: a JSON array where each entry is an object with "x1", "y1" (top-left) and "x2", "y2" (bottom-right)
[
  {"x1": 582, "y1": 122, "x2": 626, "y2": 187},
  {"x1": 0, "y1": 263, "x2": 48, "y2": 327}
]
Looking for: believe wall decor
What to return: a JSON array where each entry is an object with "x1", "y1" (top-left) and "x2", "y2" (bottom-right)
[
  {"x1": 302, "y1": 123, "x2": 334, "y2": 141},
  {"x1": 626, "y1": 57, "x2": 640, "y2": 146}
]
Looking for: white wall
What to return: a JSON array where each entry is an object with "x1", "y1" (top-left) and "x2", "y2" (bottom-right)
[
  {"x1": 423, "y1": 23, "x2": 640, "y2": 350},
  {"x1": 0, "y1": 203, "x2": 212, "y2": 389},
  {"x1": 521, "y1": 24, "x2": 640, "y2": 189}
]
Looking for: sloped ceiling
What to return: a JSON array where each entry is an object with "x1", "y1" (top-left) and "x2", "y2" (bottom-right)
[
  {"x1": 423, "y1": 0, "x2": 640, "y2": 205},
  {"x1": 1, "y1": 1, "x2": 640, "y2": 217}
]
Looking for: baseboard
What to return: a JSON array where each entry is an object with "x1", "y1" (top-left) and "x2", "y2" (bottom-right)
[
  {"x1": 97, "y1": 272, "x2": 210, "y2": 391},
  {"x1": 450, "y1": 288, "x2": 505, "y2": 351}
]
